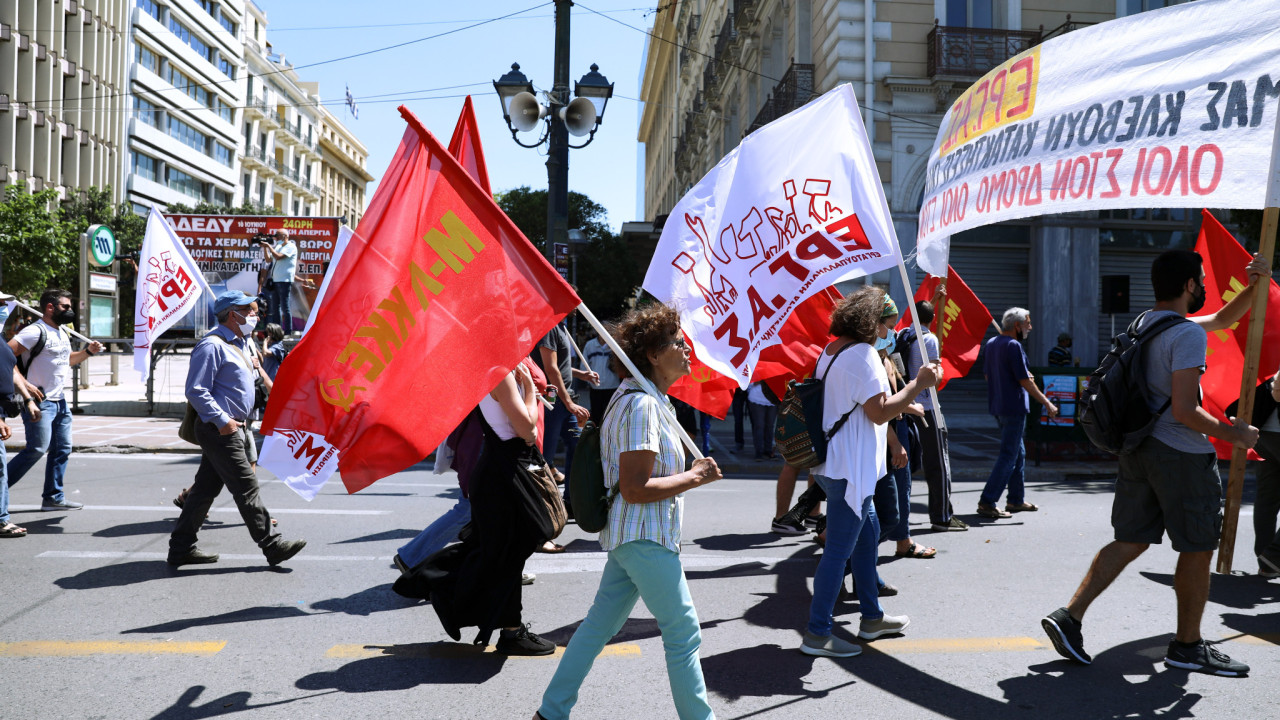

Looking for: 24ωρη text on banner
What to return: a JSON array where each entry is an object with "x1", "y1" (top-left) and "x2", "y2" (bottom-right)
[
  {"x1": 644, "y1": 84, "x2": 901, "y2": 387},
  {"x1": 915, "y1": 0, "x2": 1280, "y2": 276}
]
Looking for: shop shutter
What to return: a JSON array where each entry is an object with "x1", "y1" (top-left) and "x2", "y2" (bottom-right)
[{"x1": 1097, "y1": 248, "x2": 1161, "y2": 362}]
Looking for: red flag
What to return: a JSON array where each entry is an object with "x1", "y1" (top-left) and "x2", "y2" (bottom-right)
[
  {"x1": 448, "y1": 96, "x2": 492, "y2": 196},
  {"x1": 260, "y1": 106, "x2": 579, "y2": 496},
  {"x1": 670, "y1": 288, "x2": 841, "y2": 418},
  {"x1": 896, "y1": 266, "x2": 993, "y2": 390},
  {"x1": 1193, "y1": 210, "x2": 1280, "y2": 459}
]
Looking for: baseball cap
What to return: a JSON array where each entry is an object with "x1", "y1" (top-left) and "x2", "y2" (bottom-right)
[{"x1": 213, "y1": 290, "x2": 259, "y2": 315}]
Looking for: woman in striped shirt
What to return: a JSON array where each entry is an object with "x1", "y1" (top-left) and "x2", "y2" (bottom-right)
[{"x1": 535, "y1": 304, "x2": 722, "y2": 720}]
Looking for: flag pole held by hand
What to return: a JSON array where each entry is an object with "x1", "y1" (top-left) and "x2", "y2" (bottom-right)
[
  {"x1": 13, "y1": 300, "x2": 94, "y2": 344},
  {"x1": 894, "y1": 257, "x2": 947, "y2": 433},
  {"x1": 575, "y1": 303, "x2": 705, "y2": 460}
]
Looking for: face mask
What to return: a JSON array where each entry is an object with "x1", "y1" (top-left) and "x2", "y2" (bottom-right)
[
  {"x1": 1189, "y1": 282, "x2": 1207, "y2": 314},
  {"x1": 1016, "y1": 329, "x2": 1026, "y2": 342},
  {"x1": 874, "y1": 332, "x2": 895, "y2": 353},
  {"x1": 235, "y1": 312, "x2": 258, "y2": 336},
  {"x1": 55, "y1": 309, "x2": 76, "y2": 324},
  {"x1": 0, "y1": 305, "x2": 10, "y2": 325}
]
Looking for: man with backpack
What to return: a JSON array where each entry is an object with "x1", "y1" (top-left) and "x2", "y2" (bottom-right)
[
  {"x1": 7, "y1": 289, "x2": 103, "y2": 511},
  {"x1": 1042, "y1": 249, "x2": 1269, "y2": 677}
]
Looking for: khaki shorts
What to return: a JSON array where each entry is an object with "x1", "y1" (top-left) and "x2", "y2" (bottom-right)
[{"x1": 1112, "y1": 437, "x2": 1222, "y2": 553}]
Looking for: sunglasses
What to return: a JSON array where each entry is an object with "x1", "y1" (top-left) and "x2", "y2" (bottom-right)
[{"x1": 668, "y1": 337, "x2": 690, "y2": 351}]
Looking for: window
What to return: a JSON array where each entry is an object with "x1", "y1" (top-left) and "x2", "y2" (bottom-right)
[
  {"x1": 211, "y1": 187, "x2": 231, "y2": 207},
  {"x1": 167, "y1": 115, "x2": 208, "y2": 153},
  {"x1": 166, "y1": 167, "x2": 205, "y2": 200},
  {"x1": 946, "y1": 0, "x2": 1004, "y2": 28},
  {"x1": 136, "y1": 44, "x2": 159, "y2": 73},
  {"x1": 132, "y1": 152, "x2": 158, "y2": 183},
  {"x1": 211, "y1": 95, "x2": 232, "y2": 122},
  {"x1": 1120, "y1": 0, "x2": 1193, "y2": 16},
  {"x1": 164, "y1": 66, "x2": 208, "y2": 106},
  {"x1": 218, "y1": 57, "x2": 236, "y2": 80},
  {"x1": 214, "y1": 143, "x2": 233, "y2": 167},
  {"x1": 219, "y1": 14, "x2": 237, "y2": 36},
  {"x1": 134, "y1": 97, "x2": 161, "y2": 127},
  {"x1": 137, "y1": 0, "x2": 161, "y2": 21},
  {"x1": 169, "y1": 16, "x2": 211, "y2": 62}
]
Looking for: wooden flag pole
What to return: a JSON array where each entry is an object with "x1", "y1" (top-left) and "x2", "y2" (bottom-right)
[
  {"x1": 894, "y1": 257, "x2": 947, "y2": 433},
  {"x1": 1216, "y1": 205, "x2": 1278, "y2": 574},
  {"x1": 13, "y1": 300, "x2": 94, "y2": 344}
]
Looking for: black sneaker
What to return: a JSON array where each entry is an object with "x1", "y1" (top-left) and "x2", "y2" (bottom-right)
[
  {"x1": 495, "y1": 624, "x2": 555, "y2": 656},
  {"x1": 803, "y1": 513, "x2": 825, "y2": 529},
  {"x1": 167, "y1": 548, "x2": 219, "y2": 566},
  {"x1": 265, "y1": 539, "x2": 307, "y2": 567},
  {"x1": 771, "y1": 516, "x2": 808, "y2": 535},
  {"x1": 1163, "y1": 639, "x2": 1249, "y2": 676},
  {"x1": 1041, "y1": 607, "x2": 1091, "y2": 664}
]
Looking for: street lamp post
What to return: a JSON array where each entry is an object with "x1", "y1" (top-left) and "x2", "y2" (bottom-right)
[{"x1": 492, "y1": 0, "x2": 613, "y2": 264}]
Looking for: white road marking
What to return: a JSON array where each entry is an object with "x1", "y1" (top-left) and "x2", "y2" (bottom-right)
[{"x1": 8, "y1": 504, "x2": 389, "y2": 515}]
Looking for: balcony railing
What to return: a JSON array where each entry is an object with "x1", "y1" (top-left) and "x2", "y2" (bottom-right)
[
  {"x1": 927, "y1": 23, "x2": 1041, "y2": 79},
  {"x1": 1038, "y1": 14, "x2": 1095, "y2": 44},
  {"x1": 714, "y1": 12, "x2": 735, "y2": 61},
  {"x1": 733, "y1": 0, "x2": 758, "y2": 25},
  {"x1": 746, "y1": 63, "x2": 814, "y2": 135},
  {"x1": 703, "y1": 61, "x2": 719, "y2": 98}
]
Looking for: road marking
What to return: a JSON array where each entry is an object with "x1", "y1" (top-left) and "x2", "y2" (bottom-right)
[
  {"x1": 863, "y1": 637, "x2": 1048, "y2": 655},
  {"x1": 0, "y1": 641, "x2": 225, "y2": 657},
  {"x1": 35, "y1": 551, "x2": 799, "y2": 570},
  {"x1": 9, "y1": 504, "x2": 389, "y2": 515},
  {"x1": 1225, "y1": 633, "x2": 1280, "y2": 645},
  {"x1": 38, "y1": 551, "x2": 389, "y2": 562},
  {"x1": 325, "y1": 642, "x2": 641, "y2": 660}
]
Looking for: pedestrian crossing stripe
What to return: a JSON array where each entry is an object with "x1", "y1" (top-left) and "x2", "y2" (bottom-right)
[
  {"x1": 324, "y1": 643, "x2": 643, "y2": 660},
  {"x1": 0, "y1": 641, "x2": 226, "y2": 657}
]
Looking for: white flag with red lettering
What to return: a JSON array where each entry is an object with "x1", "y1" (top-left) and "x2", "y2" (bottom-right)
[
  {"x1": 643, "y1": 84, "x2": 901, "y2": 387},
  {"x1": 133, "y1": 208, "x2": 213, "y2": 381}
]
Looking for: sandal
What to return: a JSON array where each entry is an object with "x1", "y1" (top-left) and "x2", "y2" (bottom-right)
[
  {"x1": 0, "y1": 522, "x2": 28, "y2": 538},
  {"x1": 535, "y1": 540, "x2": 564, "y2": 554},
  {"x1": 1005, "y1": 502, "x2": 1039, "y2": 513},
  {"x1": 173, "y1": 488, "x2": 189, "y2": 509},
  {"x1": 894, "y1": 543, "x2": 937, "y2": 559},
  {"x1": 977, "y1": 504, "x2": 1012, "y2": 519}
]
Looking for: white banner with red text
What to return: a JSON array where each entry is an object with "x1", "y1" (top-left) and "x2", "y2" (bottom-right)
[{"x1": 132, "y1": 208, "x2": 212, "y2": 382}]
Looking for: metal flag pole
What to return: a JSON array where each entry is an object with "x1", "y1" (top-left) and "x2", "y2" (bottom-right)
[
  {"x1": 13, "y1": 300, "x2": 94, "y2": 344},
  {"x1": 575, "y1": 303, "x2": 704, "y2": 460}
]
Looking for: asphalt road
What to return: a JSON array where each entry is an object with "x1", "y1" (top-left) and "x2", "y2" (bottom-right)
[{"x1": 1, "y1": 454, "x2": 1276, "y2": 720}]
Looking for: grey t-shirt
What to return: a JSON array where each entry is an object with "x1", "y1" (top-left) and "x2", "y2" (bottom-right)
[
  {"x1": 905, "y1": 330, "x2": 939, "y2": 410},
  {"x1": 1139, "y1": 311, "x2": 1214, "y2": 454}
]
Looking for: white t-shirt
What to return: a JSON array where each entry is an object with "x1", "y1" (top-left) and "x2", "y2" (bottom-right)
[
  {"x1": 15, "y1": 319, "x2": 72, "y2": 400},
  {"x1": 813, "y1": 342, "x2": 890, "y2": 511},
  {"x1": 270, "y1": 240, "x2": 298, "y2": 283},
  {"x1": 479, "y1": 375, "x2": 520, "y2": 441}
]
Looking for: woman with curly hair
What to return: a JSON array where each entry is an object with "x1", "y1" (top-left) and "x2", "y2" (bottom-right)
[
  {"x1": 534, "y1": 304, "x2": 722, "y2": 720},
  {"x1": 800, "y1": 286, "x2": 942, "y2": 658}
]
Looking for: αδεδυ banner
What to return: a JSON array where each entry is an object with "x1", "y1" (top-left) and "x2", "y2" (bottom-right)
[{"x1": 915, "y1": 0, "x2": 1280, "y2": 276}]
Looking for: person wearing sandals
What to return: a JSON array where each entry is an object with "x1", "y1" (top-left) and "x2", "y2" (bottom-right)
[
  {"x1": 535, "y1": 304, "x2": 723, "y2": 720},
  {"x1": 800, "y1": 287, "x2": 941, "y2": 659},
  {"x1": 977, "y1": 308, "x2": 1058, "y2": 519},
  {"x1": 0, "y1": 294, "x2": 42, "y2": 538},
  {"x1": 875, "y1": 317, "x2": 934, "y2": 561}
]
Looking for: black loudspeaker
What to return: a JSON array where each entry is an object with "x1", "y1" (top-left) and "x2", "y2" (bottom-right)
[{"x1": 1101, "y1": 275, "x2": 1130, "y2": 314}]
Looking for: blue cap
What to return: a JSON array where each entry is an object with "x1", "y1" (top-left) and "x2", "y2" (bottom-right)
[{"x1": 213, "y1": 290, "x2": 259, "y2": 315}]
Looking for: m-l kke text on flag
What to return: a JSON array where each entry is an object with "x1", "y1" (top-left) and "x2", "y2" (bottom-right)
[
  {"x1": 259, "y1": 106, "x2": 578, "y2": 497},
  {"x1": 895, "y1": 267, "x2": 993, "y2": 390},
  {"x1": 133, "y1": 207, "x2": 212, "y2": 382},
  {"x1": 644, "y1": 84, "x2": 901, "y2": 386}
]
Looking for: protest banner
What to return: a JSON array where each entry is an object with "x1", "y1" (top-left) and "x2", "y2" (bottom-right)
[
  {"x1": 914, "y1": 0, "x2": 1280, "y2": 277},
  {"x1": 895, "y1": 267, "x2": 993, "y2": 390},
  {"x1": 132, "y1": 208, "x2": 213, "y2": 381},
  {"x1": 259, "y1": 106, "x2": 578, "y2": 498},
  {"x1": 644, "y1": 84, "x2": 902, "y2": 387}
]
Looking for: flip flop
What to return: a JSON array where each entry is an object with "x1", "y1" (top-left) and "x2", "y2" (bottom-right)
[
  {"x1": 535, "y1": 541, "x2": 565, "y2": 554},
  {"x1": 1006, "y1": 502, "x2": 1039, "y2": 513},
  {"x1": 894, "y1": 543, "x2": 936, "y2": 559},
  {"x1": 0, "y1": 522, "x2": 28, "y2": 538}
]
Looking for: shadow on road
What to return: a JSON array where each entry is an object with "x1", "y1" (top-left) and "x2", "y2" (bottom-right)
[
  {"x1": 1140, "y1": 570, "x2": 1280, "y2": 610},
  {"x1": 7, "y1": 516, "x2": 66, "y2": 534},
  {"x1": 329, "y1": 528, "x2": 418, "y2": 545},
  {"x1": 55, "y1": 561, "x2": 276, "y2": 590},
  {"x1": 691, "y1": 532, "x2": 800, "y2": 552},
  {"x1": 1219, "y1": 609, "x2": 1280, "y2": 645},
  {"x1": 295, "y1": 643, "x2": 506, "y2": 692},
  {"x1": 123, "y1": 605, "x2": 313, "y2": 634},
  {"x1": 150, "y1": 685, "x2": 334, "y2": 719},
  {"x1": 311, "y1": 583, "x2": 421, "y2": 616}
]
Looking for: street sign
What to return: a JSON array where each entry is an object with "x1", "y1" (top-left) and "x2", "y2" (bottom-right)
[
  {"x1": 87, "y1": 224, "x2": 116, "y2": 267},
  {"x1": 553, "y1": 242, "x2": 570, "y2": 280},
  {"x1": 89, "y1": 272, "x2": 118, "y2": 293}
]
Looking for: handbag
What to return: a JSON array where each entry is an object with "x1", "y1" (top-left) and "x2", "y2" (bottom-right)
[
  {"x1": 774, "y1": 343, "x2": 859, "y2": 468},
  {"x1": 526, "y1": 452, "x2": 567, "y2": 540},
  {"x1": 0, "y1": 392, "x2": 25, "y2": 418},
  {"x1": 178, "y1": 402, "x2": 200, "y2": 444}
]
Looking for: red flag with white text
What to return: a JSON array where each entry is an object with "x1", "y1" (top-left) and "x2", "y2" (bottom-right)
[
  {"x1": 259, "y1": 106, "x2": 579, "y2": 497},
  {"x1": 896, "y1": 266, "x2": 993, "y2": 390}
]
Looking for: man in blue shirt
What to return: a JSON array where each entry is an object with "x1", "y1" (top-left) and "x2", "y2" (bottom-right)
[
  {"x1": 978, "y1": 308, "x2": 1058, "y2": 519},
  {"x1": 168, "y1": 291, "x2": 306, "y2": 567}
]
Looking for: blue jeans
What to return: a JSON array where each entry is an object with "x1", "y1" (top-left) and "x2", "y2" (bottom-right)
[
  {"x1": 397, "y1": 496, "x2": 471, "y2": 568},
  {"x1": 544, "y1": 398, "x2": 580, "y2": 476},
  {"x1": 0, "y1": 444, "x2": 10, "y2": 524},
  {"x1": 7, "y1": 398, "x2": 73, "y2": 504},
  {"x1": 699, "y1": 412, "x2": 712, "y2": 456},
  {"x1": 808, "y1": 476, "x2": 883, "y2": 637},
  {"x1": 747, "y1": 402, "x2": 778, "y2": 458},
  {"x1": 539, "y1": 540, "x2": 713, "y2": 720},
  {"x1": 980, "y1": 414, "x2": 1027, "y2": 507},
  {"x1": 268, "y1": 280, "x2": 292, "y2": 331}
]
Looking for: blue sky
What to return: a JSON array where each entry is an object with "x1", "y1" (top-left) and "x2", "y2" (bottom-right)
[{"x1": 259, "y1": 0, "x2": 656, "y2": 231}]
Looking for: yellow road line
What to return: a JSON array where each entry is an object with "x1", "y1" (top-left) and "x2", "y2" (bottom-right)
[
  {"x1": 1223, "y1": 633, "x2": 1280, "y2": 646},
  {"x1": 325, "y1": 642, "x2": 642, "y2": 660},
  {"x1": 863, "y1": 637, "x2": 1048, "y2": 654},
  {"x1": 0, "y1": 641, "x2": 226, "y2": 657}
]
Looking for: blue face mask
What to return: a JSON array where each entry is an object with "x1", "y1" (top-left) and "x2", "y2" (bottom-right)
[
  {"x1": 0, "y1": 305, "x2": 9, "y2": 326},
  {"x1": 873, "y1": 332, "x2": 895, "y2": 352}
]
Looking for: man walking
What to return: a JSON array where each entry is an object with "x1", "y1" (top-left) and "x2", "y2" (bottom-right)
[
  {"x1": 581, "y1": 331, "x2": 620, "y2": 424},
  {"x1": 260, "y1": 229, "x2": 298, "y2": 333},
  {"x1": 1042, "y1": 249, "x2": 1269, "y2": 677},
  {"x1": 168, "y1": 291, "x2": 306, "y2": 567},
  {"x1": 902, "y1": 297, "x2": 967, "y2": 531},
  {"x1": 977, "y1": 308, "x2": 1058, "y2": 518},
  {"x1": 7, "y1": 289, "x2": 104, "y2": 511}
]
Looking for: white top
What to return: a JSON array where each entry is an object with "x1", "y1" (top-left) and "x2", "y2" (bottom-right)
[
  {"x1": 478, "y1": 373, "x2": 520, "y2": 441},
  {"x1": 747, "y1": 382, "x2": 771, "y2": 406},
  {"x1": 582, "y1": 337, "x2": 621, "y2": 390},
  {"x1": 813, "y1": 342, "x2": 890, "y2": 511},
  {"x1": 15, "y1": 319, "x2": 72, "y2": 400},
  {"x1": 270, "y1": 239, "x2": 298, "y2": 283}
]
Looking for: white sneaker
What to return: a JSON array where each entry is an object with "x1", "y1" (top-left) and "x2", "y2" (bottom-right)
[
  {"x1": 800, "y1": 631, "x2": 862, "y2": 658},
  {"x1": 858, "y1": 614, "x2": 910, "y2": 640}
]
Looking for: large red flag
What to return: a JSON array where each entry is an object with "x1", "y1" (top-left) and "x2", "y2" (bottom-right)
[
  {"x1": 1193, "y1": 210, "x2": 1280, "y2": 459},
  {"x1": 896, "y1": 266, "x2": 993, "y2": 390},
  {"x1": 260, "y1": 106, "x2": 579, "y2": 496},
  {"x1": 448, "y1": 96, "x2": 492, "y2": 196}
]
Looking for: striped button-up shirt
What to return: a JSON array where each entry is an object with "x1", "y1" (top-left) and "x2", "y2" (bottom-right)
[{"x1": 599, "y1": 378, "x2": 686, "y2": 554}]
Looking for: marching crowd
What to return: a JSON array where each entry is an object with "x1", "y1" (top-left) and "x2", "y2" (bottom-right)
[{"x1": 1, "y1": 247, "x2": 1277, "y2": 718}]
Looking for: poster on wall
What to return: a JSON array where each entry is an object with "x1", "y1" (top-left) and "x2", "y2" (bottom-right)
[
  {"x1": 163, "y1": 214, "x2": 342, "y2": 331},
  {"x1": 1040, "y1": 374, "x2": 1078, "y2": 427}
]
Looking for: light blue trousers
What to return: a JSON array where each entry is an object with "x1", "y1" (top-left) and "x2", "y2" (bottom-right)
[{"x1": 538, "y1": 539, "x2": 714, "y2": 720}]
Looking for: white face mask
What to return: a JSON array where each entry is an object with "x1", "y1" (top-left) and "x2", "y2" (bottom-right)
[{"x1": 235, "y1": 312, "x2": 258, "y2": 336}]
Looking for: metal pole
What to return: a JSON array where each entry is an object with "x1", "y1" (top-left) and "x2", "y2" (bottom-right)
[{"x1": 544, "y1": 0, "x2": 572, "y2": 264}]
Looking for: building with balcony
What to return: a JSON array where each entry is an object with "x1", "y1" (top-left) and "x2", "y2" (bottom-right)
[
  {"x1": 1, "y1": 0, "x2": 130, "y2": 200},
  {"x1": 639, "y1": 0, "x2": 1203, "y2": 392},
  {"x1": 316, "y1": 102, "x2": 371, "y2": 228},
  {"x1": 124, "y1": 0, "x2": 244, "y2": 210},
  {"x1": 238, "y1": 0, "x2": 321, "y2": 215}
]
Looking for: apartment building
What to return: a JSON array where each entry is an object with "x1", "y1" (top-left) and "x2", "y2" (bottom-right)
[
  {"x1": 1, "y1": 0, "x2": 130, "y2": 200},
  {"x1": 316, "y1": 102, "x2": 371, "y2": 228},
  {"x1": 639, "y1": 0, "x2": 1201, "y2": 374}
]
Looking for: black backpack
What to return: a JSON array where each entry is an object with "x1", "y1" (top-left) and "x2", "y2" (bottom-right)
[
  {"x1": 15, "y1": 323, "x2": 47, "y2": 377},
  {"x1": 1079, "y1": 311, "x2": 1191, "y2": 455},
  {"x1": 568, "y1": 388, "x2": 643, "y2": 533}
]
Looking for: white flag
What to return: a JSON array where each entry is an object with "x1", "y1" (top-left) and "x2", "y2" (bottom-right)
[
  {"x1": 302, "y1": 224, "x2": 355, "y2": 336},
  {"x1": 643, "y1": 84, "x2": 902, "y2": 387},
  {"x1": 133, "y1": 208, "x2": 212, "y2": 381}
]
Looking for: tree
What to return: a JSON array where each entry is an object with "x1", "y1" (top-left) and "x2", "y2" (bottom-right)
[
  {"x1": 0, "y1": 181, "x2": 73, "y2": 300},
  {"x1": 494, "y1": 186, "x2": 638, "y2": 321}
]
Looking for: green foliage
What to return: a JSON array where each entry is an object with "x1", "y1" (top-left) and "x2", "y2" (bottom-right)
[
  {"x1": 0, "y1": 182, "x2": 74, "y2": 300},
  {"x1": 165, "y1": 200, "x2": 281, "y2": 217},
  {"x1": 493, "y1": 185, "x2": 638, "y2": 321}
]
